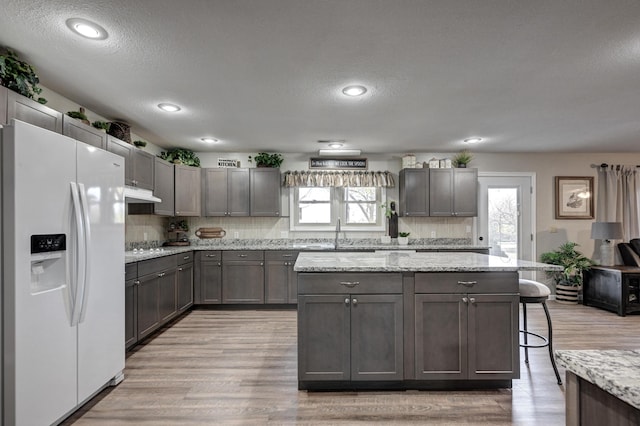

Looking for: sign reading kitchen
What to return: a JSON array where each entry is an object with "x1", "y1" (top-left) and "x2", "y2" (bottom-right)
[{"x1": 309, "y1": 158, "x2": 368, "y2": 170}]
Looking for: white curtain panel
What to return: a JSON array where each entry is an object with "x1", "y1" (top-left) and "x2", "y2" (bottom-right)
[{"x1": 596, "y1": 165, "x2": 640, "y2": 240}]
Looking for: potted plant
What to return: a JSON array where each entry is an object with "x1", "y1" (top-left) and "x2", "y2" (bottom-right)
[
  {"x1": 133, "y1": 140, "x2": 147, "y2": 148},
  {"x1": 0, "y1": 48, "x2": 47, "y2": 104},
  {"x1": 452, "y1": 149, "x2": 473, "y2": 168},
  {"x1": 92, "y1": 121, "x2": 111, "y2": 132},
  {"x1": 248, "y1": 152, "x2": 284, "y2": 168},
  {"x1": 398, "y1": 232, "x2": 410, "y2": 246},
  {"x1": 66, "y1": 108, "x2": 90, "y2": 125},
  {"x1": 159, "y1": 148, "x2": 201, "y2": 167},
  {"x1": 540, "y1": 242, "x2": 596, "y2": 304}
]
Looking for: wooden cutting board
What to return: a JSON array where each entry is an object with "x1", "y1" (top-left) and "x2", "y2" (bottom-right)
[{"x1": 195, "y1": 227, "x2": 226, "y2": 239}]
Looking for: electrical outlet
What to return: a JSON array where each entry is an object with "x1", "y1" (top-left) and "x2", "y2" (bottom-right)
[
  {"x1": 280, "y1": 231, "x2": 289, "y2": 239},
  {"x1": 550, "y1": 227, "x2": 558, "y2": 234},
  {"x1": 430, "y1": 231, "x2": 436, "y2": 238},
  {"x1": 466, "y1": 226, "x2": 472, "y2": 233},
  {"x1": 143, "y1": 232, "x2": 148, "y2": 241},
  {"x1": 234, "y1": 231, "x2": 239, "y2": 239}
]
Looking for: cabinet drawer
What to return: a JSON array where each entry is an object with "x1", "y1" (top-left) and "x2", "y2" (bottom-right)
[
  {"x1": 178, "y1": 252, "x2": 194, "y2": 265},
  {"x1": 125, "y1": 263, "x2": 137, "y2": 281},
  {"x1": 415, "y1": 272, "x2": 518, "y2": 294},
  {"x1": 199, "y1": 250, "x2": 221, "y2": 261},
  {"x1": 222, "y1": 250, "x2": 264, "y2": 261},
  {"x1": 265, "y1": 251, "x2": 299, "y2": 261},
  {"x1": 138, "y1": 254, "x2": 178, "y2": 276},
  {"x1": 298, "y1": 273, "x2": 402, "y2": 294}
]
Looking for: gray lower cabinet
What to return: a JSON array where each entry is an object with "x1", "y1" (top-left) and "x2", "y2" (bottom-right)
[
  {"x1": 5, "y1": 90, "x2": 63, "y2": 133},
  {"x1": 125, "y1": 263, "x2": 138, "y2": 349},
  {"x1": 222, "y1": 251, "x2": 264, "y2": 303},
  {"x1": 136, "y1": 255, "x2": 179, "y2": 341},
  {"x1": 136, "y1": 271, "x2": 160, "y2": 340},
  {"x1": 195, "y1": 251, "x2": 222, "y2": 304},
  {"x1": 399, "y1": 168, "x2": 429, "y2": 216},
  {"x1": 250, "y1": 168, "x2": 281, "y2": 216},
  {"x1": 175, "y1": 164, "x2": 201, "y2": 216},
  {"x1": 265, "y1": 251, "x2": 298, "y2": 303},
  {"x1": 158, "y1": 268, "x2": 178, "y2": 322},
  {"x1": 62, "y1": 115, "x2": 107, "y2": 149},
  {"x1": 429, "y1": 168, "x2": 478, "y2": 217},
  {"x1": 297, "y1": 273, "x2": 404, "y2": 385},
  {"x1": 203, "y1": 168, "x2": 250, "y2": 216},
  {"x1": 177, "y1": 254, "x2": 194, "y2": 312},
  {"x1": 414, "y1": 272, "x2": 519, "y2": 381}
]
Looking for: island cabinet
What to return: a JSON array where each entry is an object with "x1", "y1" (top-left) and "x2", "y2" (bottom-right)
[
  {"x1": 106, "y1": 135, "x2": 154, "y2": 190},
  {"x1": 195, "y1": 251, "x2": 222, "y2": 304},
  {"x1": 429, "y1": 168, "x2": 478, "y2": 217},
  {"x1": 413, "y1": 272, "x2": 519, "y2": 381},
  {"x1": 62, "y1": 115, "x2": 107, "y2": 149},
  {"x1": 125, "y1": 263, "x2": 138, "y2": 350},
  {"x1": 265, "y1": 251, "x2": 299, "y2": 303},
  {"x1": 250, "y1": 168, "x2": 281, "y2": 216},
  {"x1": 176, "y1": 252, "x2": 194, "y2": 312},
  {"x1": 297, "y1": 273, "x2": 404, "y2": 387},
  {"x1": 203, "y1": 168, "x2": 250, "y2": 216},
  {"x1": 399, "y1": 168, "x2": 429, "y2": 216},
  {"x1": 222, "y1": 251, "x2": 265, "y2": 303},
  {"x1": 5, "y1": 90, "x2": 63, "y2": 133},
  {"x1": 174, "y1": 164, "x2": 201, "y2": 216}
]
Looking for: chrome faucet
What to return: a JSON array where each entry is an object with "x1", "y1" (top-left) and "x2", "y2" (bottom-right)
[{"x1": 334, "y1": 218, "x2": 341, "y2": 249}]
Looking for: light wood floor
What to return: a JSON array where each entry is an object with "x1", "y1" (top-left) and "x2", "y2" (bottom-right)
[{"x1": 63, "y1": 302, "x2": 640, "y2": 425}]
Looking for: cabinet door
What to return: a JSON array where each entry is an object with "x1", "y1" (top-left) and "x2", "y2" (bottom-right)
[
  {"x1": 62, "y1": 115, "x2": 107, "y2": 149},
  {"x1": 177, "y1": 263, "x2": 194, "y2": 312},
  {"x1": 298, "y1": 295, "x2": 351, "y2": 381},
  {"x1": 0, "y1": 86, "x2": 8, "y2": 124},
  {"x1": 429, "y1": 169, "x2": 454, "y2": 216},
  {"x1": 453, "y1": 168, "x2": 478, "y2": 216},
  {"x1": 203, "y1": 168, "x2": 228, "y2": 216},
  {"x1": 137, "y1": 273, "x2": 160, "y2": 339},
  {"x1": 350, "y1": 294, "x2": 403, "y2": 381},
  {"x1": 250, "y1": 168, "x2": 281, "y2": 216},
  {"x1": 153, "y1": 157, "x2": 175, "y2": 216},
  {"x1": 200, "y1": 257, "x2": 222, "y2": 304},
  {"x1": 132, "y1": 149, "x2": 154, "y2": 190},
  {"x1": 222, "y1": 260, "x2": 265, "y2": 303},
  {"x1": 158, "y1": 269, "x2": 178, "y2": 322},
  {"x1": 414, "y1": 293, "x2": 467, "y2": 380},
  {"x1": 467, "y1": 294, "x2": 519, "y2": 380},
  {"x1": 399, "y1": 169, "x2": 429, "y2": 216},
  {"x1": 106, "y1": 136, "x2": 134, "y2": 185},
  {"x1": 174, "y1": 164, "x2": 201, "y2": 216},
  {"x1": 265, "y1": 260, "x2": 288, "y2": 303},
  {"x1": 228, "y1": 168, "x2": 250, "y2": 216},
  {"x1": 6, "y1": 90, "x2": 63, "y2": 133},
  {"x1": 125, "y1": 278, "x2": 138, "y2": 349},
  {"x1": 287, "y1": 261, "x2": 298, "y2": 303}
]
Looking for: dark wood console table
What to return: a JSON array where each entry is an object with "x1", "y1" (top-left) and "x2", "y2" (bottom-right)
[{"x1": 583, "y1": 266, "x2": 640, "y2": 316}]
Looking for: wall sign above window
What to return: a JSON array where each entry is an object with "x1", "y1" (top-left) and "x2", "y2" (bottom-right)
[{"x1": 309, "y1": 158, "x2": 368, "y2": 170}]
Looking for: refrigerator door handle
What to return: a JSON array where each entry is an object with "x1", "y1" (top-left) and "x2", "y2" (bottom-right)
[
  {"x1": 77, "y1": 182, "x2": 92, "y2": 323},
  {"x1": 70, "y1": 181, "x2": 86, "y2": 326}
]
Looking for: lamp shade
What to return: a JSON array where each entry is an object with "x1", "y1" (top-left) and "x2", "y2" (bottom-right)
[{"x1": 590, "y1": 222, "x2": 624, "y2": 240}]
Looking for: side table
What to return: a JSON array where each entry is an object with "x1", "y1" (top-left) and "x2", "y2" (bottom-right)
[{"x1": 583, "y1": 266, "x2": 640, "y2": 316}]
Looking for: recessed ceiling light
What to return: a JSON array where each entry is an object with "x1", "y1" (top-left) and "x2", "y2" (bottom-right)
[
  {"x1": 66, "y1": 18, "x2": 108, "y2": 40},
  {"x1": 342, "y1": 85, "x2": 367, "y2": 97},
  {"x1": 158, "y1": 103, "x2": 181, "y2": 112},
  {"x1": 463, "y1": 137, "x2": 483, "y2": 144},
  {"x1": 328, "y1": 142, "x2": 343, "y2": 148},
  {"x1": 201, "y1": 138, "x2": 218, "y2": 143}
]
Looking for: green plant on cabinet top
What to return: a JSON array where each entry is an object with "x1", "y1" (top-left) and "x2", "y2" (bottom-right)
[
  {"x1": 159, "y1": 148, "x2": 201, "y2": 167},
  {"x1": 452, "y1": 149, "x2": 473, "y2": 167},
  {"x1": 248, "y1": 152, "x2": 283, "y2": 168},
  {"x1": 0, "y1": 47, "x2": 47, "y2": 104}
]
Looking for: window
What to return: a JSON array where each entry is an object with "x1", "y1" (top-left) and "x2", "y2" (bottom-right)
[{"x1": 291, "y1": 187, "x2": 385, "y2": 231}]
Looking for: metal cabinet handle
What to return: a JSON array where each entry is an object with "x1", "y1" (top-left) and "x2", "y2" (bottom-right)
[
  {"x1": 457, "y1": 281, "x2": 478, "y2": 287},
  {"x1": 178, "y1": 267, "x2": 183, "y2": 271},
  {"x1": 352, "y1": 298, "x2": 358, "y2": 305},
  {"x1": 205, "y1": 254, "x2": 216, "y2": 258},
  {"x1": 469, "y1": 297, "x2": 476, "y2": 304},
  {"x1": 260, "y1": 262, "x2": 264, "y2": 266},
  {"x1": 282, "y1": 254, "x2": 293, "y2": 258},
  {"x1": 344, "y1": 298, "x2": 350, "y2": 305},
  {"x1": 238, "y1": 254, "x2": 248, "y2": 258},
  {"x1": 157, "y1": 272, "x2": 165, "y2": 277},
  {"x1": 339, "y1": 281, "x2": 360, "y2": 288},
  {"x1": 217, "y1": 262, "x2": 221, "y2": 266},
  {"x1": 183, "y1": 256, "x2": 190, "y2": 260},
  {"x1": 134, "y1": 280, "x2": 140, "y2": 286},
  {"x1": 462, "y1": 297, "x2": 468, "y2": 303}
]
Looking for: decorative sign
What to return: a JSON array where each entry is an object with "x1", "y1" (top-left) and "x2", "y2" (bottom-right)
[
  {"x1": 217, "y1": 158, "x2": 239, "y2": 168},
  {"x1": 309, "y1": 158, "x2": 368, "y2": 170}
]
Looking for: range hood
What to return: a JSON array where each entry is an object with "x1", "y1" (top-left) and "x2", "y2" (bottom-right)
[{"x1": 124, "y1": 186, "x2": 162, "y2": 203}]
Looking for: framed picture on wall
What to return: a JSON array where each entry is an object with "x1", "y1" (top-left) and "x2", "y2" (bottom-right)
[{"x1": 555, "y1": 176, "x2": 594, "y2": 219}]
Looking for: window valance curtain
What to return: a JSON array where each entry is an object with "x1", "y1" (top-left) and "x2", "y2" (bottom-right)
[{"x1": 283, "y1": 170, "x2": 395, "y2": 187}]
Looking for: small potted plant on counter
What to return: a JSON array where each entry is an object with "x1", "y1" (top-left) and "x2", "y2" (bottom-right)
[
  {"x1": 540, "y1": 242, "x2": 595, "y2": 304},
  {"x1": 398, "y1": 232, "x2": 410, "y2": 245}
]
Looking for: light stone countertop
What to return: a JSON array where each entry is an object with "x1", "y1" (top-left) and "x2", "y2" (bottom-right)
[
  {"x1": 555, "y1": 349, "x2": 640, "y2": 409},
  {"x1": 293, "y1": 251, "x2": 561, "y2": 272}
]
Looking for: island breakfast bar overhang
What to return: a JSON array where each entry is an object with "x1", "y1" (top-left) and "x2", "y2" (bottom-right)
[{"x1": 294, "y1": 251, "x2": 562, "y2": 391}]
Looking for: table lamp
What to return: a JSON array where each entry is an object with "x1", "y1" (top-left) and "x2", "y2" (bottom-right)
[{"x1": 591, "y1": 222, "x2": 623, "y2": 266}]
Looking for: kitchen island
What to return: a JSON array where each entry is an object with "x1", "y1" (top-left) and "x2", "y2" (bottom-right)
[{"x1": 294, "y1": 251, "x2": 559, "y2": 391}]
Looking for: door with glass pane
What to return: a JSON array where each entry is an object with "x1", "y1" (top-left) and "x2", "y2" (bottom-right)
[{"x1": 477, "y1": 174, "x2": 534, "y2": 269}]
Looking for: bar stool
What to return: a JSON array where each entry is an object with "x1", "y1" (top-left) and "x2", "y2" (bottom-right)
[{"x1": 519, "y1": 279, "x2": 562, "y2": 385}]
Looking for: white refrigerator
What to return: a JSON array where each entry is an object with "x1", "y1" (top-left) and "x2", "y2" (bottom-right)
[{"x1": 1, "y1": 120, "x2": 125, "y2": 425}]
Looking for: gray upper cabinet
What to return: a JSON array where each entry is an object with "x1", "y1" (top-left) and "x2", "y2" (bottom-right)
[
  {"x1": 250, "y1": 168, "x2": 281, "y2": 216},
  {"x1": 106, "y1": 136, "x2": 135, "y2": 186},
  {"x1": 174, "y1": 164, "x2": 201, "y2": 217},
  {"x1": 106, "y1": 135, "x2": 154, "y2": 190},
  {"x1": 399, "y1": 168, "x2": 429, "y2": 216},
  {"x1": 62, "y1": 115, "x2": 107, "y2": 149},
  {"x1": 152, "y1": 157, "x2": 175, "y2": 216},
  {"x1": 0, "y1": 86, "x2": 9, "y2": 125},
  {"x1": 203, "y1": 168, "x2": 250, "y2": 216},
  {"x1": 429, "y1": 168, "x2": 478, "y2": 217},
  {"x1": 6, "y1": 90, "x2": 63, "y2": 133}
]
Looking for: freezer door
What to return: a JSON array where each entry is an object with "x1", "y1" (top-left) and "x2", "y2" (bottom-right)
[
  {"x1": 75, "y1": 142, "x2": 125, "y2": 403},
  {"x1": 2, "y1": 120, "x2": 78, "y2": 425}
]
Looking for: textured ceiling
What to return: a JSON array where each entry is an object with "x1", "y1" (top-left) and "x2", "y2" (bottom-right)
[{"x1": 1, "y1": 0, "x2": 639, "y2": 154}]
